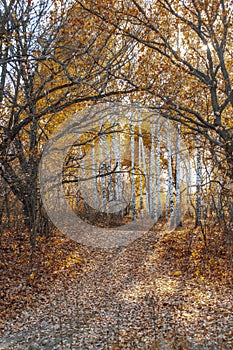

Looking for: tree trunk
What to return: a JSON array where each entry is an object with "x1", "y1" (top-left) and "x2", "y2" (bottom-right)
[
  {"x1": 176, "y1": 123, "x2": 182, "y2": 227},
  {"x1": 156, "y1": 118, "x2": 162, "y2": 218},
  {"x1": 130, "y1": 118, "x2": 137, "y2": 220},
  {"x1": 195, "y1": 134, "x2": 202, "y2": 227},
  {"x1": 166, "y1": 120, "x2": 175, "y2": 230}
]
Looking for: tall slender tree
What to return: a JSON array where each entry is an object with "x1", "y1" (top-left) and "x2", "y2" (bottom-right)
[
  {"x1": 175, "y1": 123, "x2": 182, "y2": 226},
  {"x1": 166, "y1": 120, "x2": 175, "y2": 229}
]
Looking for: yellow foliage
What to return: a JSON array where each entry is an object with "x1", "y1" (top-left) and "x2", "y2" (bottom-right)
[{"x1": 29, "y1": 272, "x2": 35, "y2": 280}]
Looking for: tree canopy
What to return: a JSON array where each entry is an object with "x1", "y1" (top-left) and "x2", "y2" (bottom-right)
[{"x1": 0, "y1": 0, "x2": 232, "y2": 241}]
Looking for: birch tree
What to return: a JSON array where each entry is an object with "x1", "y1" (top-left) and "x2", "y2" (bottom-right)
[
  {"x1": 195, "y1": 134, "x2": 202, "y2": 227},
  {"x1": 138, "y1": 122, "x2": 144, "y2": 217},
  {"x1": 112, "y1": 121, "x2": 123, "y2": 214},
  {"x1": 155, "y1": 118, "x2": 162, "y2": 219},
  {"x1": 140, "y1": 124, "x2": 150, "y2": 217},
  {"x1": 99, "y1": 137, "x2": 107, "y2": 211},
  {"x1": 149, "y1": 122, "x2": 156, "y2": 220},
  {"x1": 130, "y1": 115, "x2": 137, "y2": 220},
  {"x1": 175, "y1": 123, "x2": 182, "y2": 227},
  {"x1": 166, "y1": 120, "x2": 175, "y2": 229},
  {"x1": 79, "y1": 0, "x2": 233, "y2": 180},
  {"x1": 91, "y1": 136, "x2": 98, "y2": 207}
]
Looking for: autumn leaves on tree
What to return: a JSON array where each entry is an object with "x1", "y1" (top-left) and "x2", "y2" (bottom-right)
[{"x1": 0, "y1": 0, "x2": 232, "y2": 244}]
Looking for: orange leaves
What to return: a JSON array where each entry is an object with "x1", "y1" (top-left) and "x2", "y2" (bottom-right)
[
  {"x1": 172, "y1": 270, "x2": 182, "y2": 277},
  {"x1": 0, "y1": 229, "x2": 84, "y2": 323},
  {"x1": 0, "y1": 220, "x2": 232, "y2": 347},
  {"x1": 28, "y1": 272, "x2": 35, "y2": 281}
]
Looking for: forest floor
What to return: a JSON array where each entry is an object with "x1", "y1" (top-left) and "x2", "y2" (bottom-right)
[{"x1": 0, "y1": 219, "x2": 232, "y2": 350}]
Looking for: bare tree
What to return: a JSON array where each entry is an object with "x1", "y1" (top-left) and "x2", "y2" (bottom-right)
[{"x1": 0, "y1": 0, "x2": 136, "y2": 234}]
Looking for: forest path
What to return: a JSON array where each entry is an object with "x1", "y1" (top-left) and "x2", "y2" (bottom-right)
[
  {"x1": 52, "y1": 229, "x2": 160, "y2": 349},
  {"x1": 0, "y1": 225, "x2": 232, "y2": 349},
  {"x1": 1, "y1": 229, "x2": 160, "y2": 349}
]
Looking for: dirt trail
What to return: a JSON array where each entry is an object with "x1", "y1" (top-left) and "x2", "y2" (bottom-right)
[{"x1": 0, "y1": 229, "x2": 232, "y2": 349}]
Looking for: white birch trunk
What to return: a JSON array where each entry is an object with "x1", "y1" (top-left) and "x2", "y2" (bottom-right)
[
  {"x1": 111, "y1": 125, "x2": 117, "y2": 199},
  {"x1": 80, "y1": 149, "x2": 87, "y2": 199},
  {"x1": 99, "y1": 139, "x2": 107, "y2": 211},
  {"x1": 150, "y1": 122, "x2": 156, "y2": 220},
  {"x1": 166, "y1": 120, "x2": 175, "y2": 229},
  {"x1": 165, "y1": 192, "x2": 169, "y2": 219},
  {"x1": 91, "y1": 139, "x2": 98, "y2": 205},
  {"x1": 80, "y1": 148, "x2": 89, "y2": 217},
  {"x1": 141, "y1": 134, "x2": 150, "y2": 217},
  {"x1": 195, "y1": 134, "x2": 202, "y2": 227},
  {"x1": 138, "y1": 123, "x2": 144, "y2": 218},
  {"x1": 175, "y1": 123, "x2": 182, "y2": 227},
  {"x1": 156, "y1": 118, "x2": 162, "y2": 218},
  {"x1": 117, "y1": 125, "x2": 124, "y2": 216},
  {"x1": 130, "y1": 119, "x2": 137, "y2": 220},
  {"x1": 112, "y1": 123, "x2": 123, "y2": 215},
  {"x1": 102, "y1": 133, "x2": 114, "y2": 205}
]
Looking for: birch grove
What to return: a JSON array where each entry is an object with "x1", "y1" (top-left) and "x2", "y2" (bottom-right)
[
  {"x1": 75, "y1": 0, "x2": 233, "y2": 245},
  {"x1": 68, "y1": 110, "x2": 191, "y2": 230}
]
